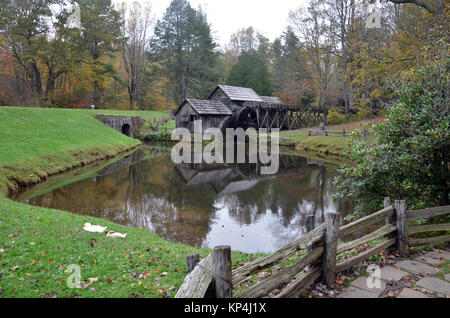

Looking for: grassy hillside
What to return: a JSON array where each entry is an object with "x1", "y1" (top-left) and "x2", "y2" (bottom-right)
[{"x1": 0, "y1": 107, "x2": 142, "y2": 195}]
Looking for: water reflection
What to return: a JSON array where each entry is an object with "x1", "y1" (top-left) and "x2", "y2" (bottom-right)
[{"x1": 15, "y1": 147, "x2": 353, "y2": 253}]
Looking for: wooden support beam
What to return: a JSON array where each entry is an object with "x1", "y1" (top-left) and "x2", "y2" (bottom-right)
[
  {"x1": 213, "y1": 246, "x2": 232, "y2": 298},
  {"x1": 408, "y1": 223, "x2": 450, "y2": 234},
  {"x1": 175, "y1": 254, "x2": 214, "y2": 298},
  {"x1": 395, "y1": 200, "x2": 408, "y2": 257},
  {"x1": 232, "y1": 223, "x2": 325, "y2": 286},
  {"x1": 323, "y1": 213, "x2": 339, "y2": 288},
  {"x1": 234, "y1": 247, "x2": 323, "y2": 298},
  {"x1": 337, "y1": 224, "x2": 396, "y2": 254},
  {"x1": 407, "y1": 205, "x2": 450, "y2": 220},
  {"x1": 186, "y1": 254, "x2": 200, "y2": 273},
  {"x1": 275, "y1": 266, "x2": 321, "y2": 298},
  {"x1": 336, "y1": 238, "x2": 396, "y2": 273},
  {"x1": 339, "y1": 206, "x2": 394, "y2": 237},
  {"x1": 408, "y1": 234, "x2": 450, "y2": 246},
  {"x1": 384, "y1": 197, "x2": 392, "y2": 225}
]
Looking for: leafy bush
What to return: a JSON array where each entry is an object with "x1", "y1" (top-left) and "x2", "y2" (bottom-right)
[
  {"x1": 334, "y1": 59, "x2": 450, "y2": 219},
  {"x1": 356, "y1": 107, "x2": 373, "y2": 121},
  {"x1": 327, "y1": 108, "x2": 346, "y2": 125}
]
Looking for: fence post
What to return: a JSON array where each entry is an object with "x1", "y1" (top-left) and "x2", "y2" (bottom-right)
[
  {"x1": 343, "y1": 129, "x2": 346, "y2": 137},
  {"x1": 323, "y1": 213, "x2": 340, "y2": 288},
  {"x1": 384, "y1": 197, "x2": 392, "y2": 225},
  {"x1": 213, "y1": 246, "x2": 232, "y2": 298},
  {"x1": 395, "y1": 200, "x2": 408, "y2": 257},
  {"x1": 308, "y1": 129, "x2": 311, "y2": 136},
  {"x1": 186, "y1": 254, "x2": 200, "y2": 274}
]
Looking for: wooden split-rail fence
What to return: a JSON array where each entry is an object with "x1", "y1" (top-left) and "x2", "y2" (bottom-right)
[
  {"x1": 308, "y1": 128, "x2": 369, "y2": 138},
  {"x1": 175, "y1": 198, "x2": 450, "y2": 298},
  {"x1": 149, "y1": 117, "x2": 170, "y2": 133}
]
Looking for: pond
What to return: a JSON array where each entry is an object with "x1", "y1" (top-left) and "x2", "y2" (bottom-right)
[{"x1": 12, "y1": 146, "x2": 354, "y2": 254}]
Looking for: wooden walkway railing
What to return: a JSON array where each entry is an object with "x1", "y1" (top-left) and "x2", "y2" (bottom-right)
[{"x1": 175, "y1": 199, "x2": 450, "y2": 298}]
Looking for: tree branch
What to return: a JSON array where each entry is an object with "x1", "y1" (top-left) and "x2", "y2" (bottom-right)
[{"x1": 387, "y1": 0, "x2": 437, "y2": 14}]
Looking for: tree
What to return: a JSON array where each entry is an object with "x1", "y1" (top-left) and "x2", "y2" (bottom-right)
[
  {"x1": 76, "y1": 0, "x2": 124, "y2": 107},
  {"x1": 226, "y1": 52, "x2": 273, "y2": 96},
  {"x1": 150, "y1": 0, "x2": 221, "y2": 105},
  {"x1": 0, "y1": 0, "x2": 76, "y2": 106},
  {"x1": 289, "y1": 0, "x2": 336, "y2": 105},
  {"x1": 119, "y1": 1, "x2": 154, "y2": 110},
  {"x1": 334, "y1": 59, "x2": 449, "y2": 218},
  {"x1": 387, "y1": 0, "x2": 445, "y2": 14},
  {"x1": 272, "y1": 28, "x2": 313, "y2": 104}
]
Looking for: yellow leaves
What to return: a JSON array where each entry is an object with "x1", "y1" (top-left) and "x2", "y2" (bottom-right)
[
  {"x1": 156, "y1": 289, "x2": 164, "y2": 293},
  {"x1": 336, "y1": 279, "x2": 345, "y2": 285},
  {"x1": 25, "y1": 273, "x2": 31, "y2": 277},
  {"x1": 124, "y1": 254, "x2": 129, "y2": 258},
  {"x1": 138, "y1": 281, "x2": 142, "y2": 286}
]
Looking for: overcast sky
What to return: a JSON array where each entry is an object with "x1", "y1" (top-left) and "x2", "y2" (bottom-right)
[{"x1": 113, "y1": 0, "x2": 308, "y2": 48}]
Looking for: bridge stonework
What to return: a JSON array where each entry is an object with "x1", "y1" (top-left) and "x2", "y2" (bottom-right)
[{"x1": 95, "y1": 115, "x2": 144, "y2": 139}]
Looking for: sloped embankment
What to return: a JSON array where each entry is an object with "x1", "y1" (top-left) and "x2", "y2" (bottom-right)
[{"x1": 0, "y1": 107, "x2": 141, "y2": 196}]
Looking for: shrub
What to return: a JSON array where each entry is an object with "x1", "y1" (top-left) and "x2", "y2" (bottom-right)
[
  {"x1": 356, "y1": 107, "x2": 373, "y2": 121},
  {"x1": 334, "y1": 59, "x2": 450, "y2": 219},
  {"x1": 327, "y1": 108, "x2": 346, "y2": 125}
]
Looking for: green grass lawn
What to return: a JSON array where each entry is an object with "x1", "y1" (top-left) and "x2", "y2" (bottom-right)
[
  {"x1": 279, "y1": 130, "x2": 352, "y2": 156},
  {"x1": 93, "y1": 109, "x2": 172, "y2": 122}
]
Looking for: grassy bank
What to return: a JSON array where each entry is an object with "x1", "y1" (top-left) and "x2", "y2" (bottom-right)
[
  {"x1": 0, "y1": 106, "x2": 254, "y2": 298},
  {"x1": 279, "y1": 118, "x2": 387, "y2": 158},
  {"x1": 0, "y1": 107, "x2": 144, "y2": 195},
  {"x1": 0, "y1": 199, "x2": 256, "y2": 298}
]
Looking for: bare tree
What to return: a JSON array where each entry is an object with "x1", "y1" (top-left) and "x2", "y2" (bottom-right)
[
  {"x1": 120, "y1": 1, "x2": 154, "y2": 110},
  {"x1": 289, "y1": 0, "x2": 336, "y2": 106}
]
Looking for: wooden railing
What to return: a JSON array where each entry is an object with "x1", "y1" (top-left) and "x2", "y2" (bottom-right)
[
  {"x1": 175, "y1": 198, "x2": 450, "y2": 298},
  {"x1": 308, "y1": 128, "x2": 369, "y2": 138}
]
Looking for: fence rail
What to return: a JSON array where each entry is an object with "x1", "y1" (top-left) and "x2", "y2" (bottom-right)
[
  {"x1": 175, "y1": 199, "x2": 450, "y2": 298},
  {"x1": 308, "y1": 128, "x2": 369, "y2": 138}
]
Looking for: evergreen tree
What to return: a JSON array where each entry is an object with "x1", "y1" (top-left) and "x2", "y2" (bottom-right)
[
  {"x1": 226, "y1": 52, "x2": 273, "y2": 96},
  {"x1": 150, "y1": 0, "x2": 221, "y2": 105}
]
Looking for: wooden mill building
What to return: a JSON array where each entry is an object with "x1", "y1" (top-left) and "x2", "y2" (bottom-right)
[{"x1": 174, "y1": 85, "x2": 326, "y2": 133}]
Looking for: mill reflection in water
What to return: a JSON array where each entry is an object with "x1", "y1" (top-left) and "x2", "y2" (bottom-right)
[{"x1": 19, "y1": 147, "x2": 353, "y2": 253}]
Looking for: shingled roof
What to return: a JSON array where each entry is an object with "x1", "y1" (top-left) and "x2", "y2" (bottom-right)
[
  {"x1": 210, "y1": 85, "x2": 264, "y2": 102},
  {"x1": 260, "y1": 96, "x2": 282, "y2": 104},
  {"x1": 180, "y1": 99, "x2": 232, "y2": 116}
]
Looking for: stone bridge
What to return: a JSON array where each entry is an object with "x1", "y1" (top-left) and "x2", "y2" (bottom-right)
[{"x1": 96, "y1": 115, "x2": 144, "y2": 139}]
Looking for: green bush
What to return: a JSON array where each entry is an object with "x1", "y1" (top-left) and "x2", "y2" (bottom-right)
[
  {"x1": 356, "y1": 107, "x2": 373, "y2": 121},
  {"x1": 334, "y1": 59, "x2": 450, "y2": 219},
  {"x1": 327, "y1": 108, "x2": 346, "y2": 125}
]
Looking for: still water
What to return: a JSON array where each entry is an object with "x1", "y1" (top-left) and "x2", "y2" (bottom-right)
[{"x1": 13, "y1": 146, "x2": 353, "y2": 253}]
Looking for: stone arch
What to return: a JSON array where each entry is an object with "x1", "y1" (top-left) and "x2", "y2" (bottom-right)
[{"x1": 121, "y1": 123, "x2": 131, "y2": 137}]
